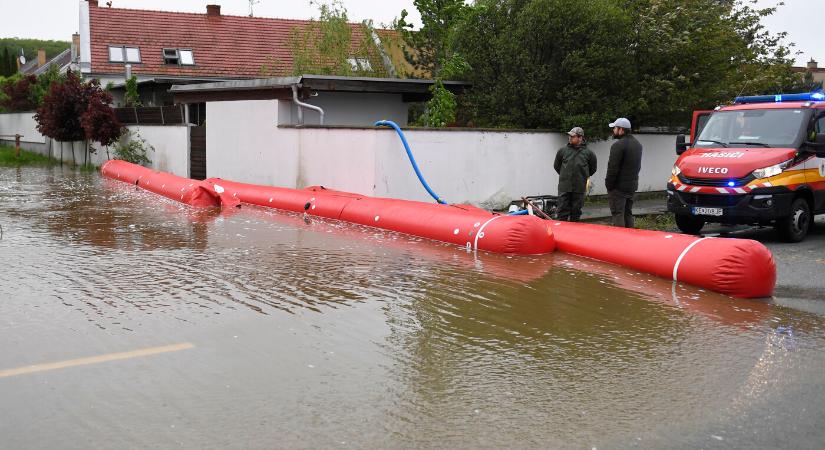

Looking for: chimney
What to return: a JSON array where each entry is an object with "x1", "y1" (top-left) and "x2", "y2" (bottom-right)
[
  {"x1": 808, "y1": 59, "x2": 818, "y2": 70},
  {"x1": 37, "y1": 49, "x2": 46, "y2": 67},
  {"x1": 88, "y1": 0, "x2": 98, "y2": 6},
  {"x1": 206, "y1": 4, "x2": 221, "y2": 17},
  {"x1": 71, "y1": 33, "x2": 80, "y2": 61}
]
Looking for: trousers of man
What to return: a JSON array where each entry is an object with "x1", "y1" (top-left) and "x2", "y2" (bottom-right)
[
  {"x1": 556, "y1": 192, "x2": 585, "y2": 222},
  {"x1": 608, "y1": 190, "x2": 634, "y2": 228}
]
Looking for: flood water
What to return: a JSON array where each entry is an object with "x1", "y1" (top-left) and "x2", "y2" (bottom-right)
[{"x1": 1, "y1": 166, "x2": 825, "y2": 449}]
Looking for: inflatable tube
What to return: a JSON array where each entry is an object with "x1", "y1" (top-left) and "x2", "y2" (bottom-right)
[
  {"x1": 100, "y1": 161, "x2": 775, "y2": 297},
  {"x1": 203, "y1": 179, "x2": 555, "y2": 255},
  {"x1": 100, "y1": 160, "x2": 239, "y2": 208},
  {"x1": 550, "y1": 221, "x2": 776, "y2": 299},
  {"x1": 100, "y1": 161, "x2": 555, "y2": 255}
]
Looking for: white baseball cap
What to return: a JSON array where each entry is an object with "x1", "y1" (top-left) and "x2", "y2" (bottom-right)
[{"x1": 609, "y1": 118, "x2": 631, "y2": 129}]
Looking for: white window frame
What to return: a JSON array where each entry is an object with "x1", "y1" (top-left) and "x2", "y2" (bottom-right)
[
  {"x1": 178, "y1": 49, "x2": 195, "y2": 66},
  {"x1": 108, "y1": 45, "x2": 141, "y2": 63},
  {"x1": 163, "y1": 48, "x2": 195, "y2": 66}
]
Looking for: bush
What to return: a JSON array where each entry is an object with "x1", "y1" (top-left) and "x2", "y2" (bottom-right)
[
  {"x1": 418, "y1": 80, "x2": 457, "y2": 127},
  {"x1": 113, "y1": 129, "x2": 153, "y2": 166},
  {"x1": 0, "y1": 74, "x2": 39, "y2": 112}
]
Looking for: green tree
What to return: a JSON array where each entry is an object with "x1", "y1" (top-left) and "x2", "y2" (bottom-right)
[
  {"x1": 0, "y1": 47, "x2": 13, "y2": 77},
  {"x1": 455, "y1": 0, "x2": 635, "y2": 132},
  {"x1": 625, "y1": 0, "x2": 799, "y2": 128},
  {"x1": 0, "y1": 38, "x2": 71, "y2": 63},
  {"x1": 396, "y1": 0, "x2": 469, "y2": 78},
  {"x1": 417, "y1": 54, "x2": 470, "y2": 127},
  {"x1": 124, "y1": 75, "x2": 141, "y2": 106},
  {"x1": 262, "y1": 1, "x2": 388, "y2": 77},
  {"x1": 31, "y1": 64, "x2": 66, "y2": 105},
  {"x1": 447, "y1": 0, "x2": 797, "y2": 134}
]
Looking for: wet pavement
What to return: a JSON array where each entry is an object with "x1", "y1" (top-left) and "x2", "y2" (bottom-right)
[{"x1": 2, "y1": 166, "x2": 825, "y2": 449}]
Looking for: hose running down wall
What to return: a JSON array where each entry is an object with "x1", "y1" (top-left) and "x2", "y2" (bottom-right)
[{"x1": 101, "y1": 160, "x2": 776, "y2": 298}]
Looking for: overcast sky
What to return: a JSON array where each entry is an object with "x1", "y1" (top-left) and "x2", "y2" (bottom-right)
[{"x1": 2, "y1": 0, "x2": 822, "y2": 66}]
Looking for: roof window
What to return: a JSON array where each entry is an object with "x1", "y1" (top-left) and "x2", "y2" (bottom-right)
[
  {"x1": 108, "y1": 46, "x2": 141, "y2": 63},
  {"x1": 163, "y1": 48, "x2": 195, "y2": 66}
]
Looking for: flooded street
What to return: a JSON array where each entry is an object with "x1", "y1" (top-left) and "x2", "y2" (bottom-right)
[{"x1": 2, "y1": 166, "x2": 825, "y2": 449}]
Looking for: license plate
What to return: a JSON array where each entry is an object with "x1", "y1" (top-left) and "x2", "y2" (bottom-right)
[{"x1": 692, "y1": 207, "x2": 723, "y2": 216}]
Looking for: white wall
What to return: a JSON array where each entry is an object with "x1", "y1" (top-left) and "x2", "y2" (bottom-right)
[
  {"x1": 279, "y1": 92, "x2": 409, "y2": 126},
  {"x1": 0, "y1": 112, "x2": 46, "y2": 143},
  {"x1": 128, "y1": 125, "x2": 189, "y2": 175},
  {"x1": 206, "y1": 100, "x2": 294, "y2": 187},
  {"x1": 205, "y1": 100, "x2": 679, "y2": 208},
  {"x1": 0, "y1": 112, "x2": 188, "y2": 174}
]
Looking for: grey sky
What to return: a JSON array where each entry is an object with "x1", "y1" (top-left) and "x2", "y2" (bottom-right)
[{"x1": 2, "y1": 0, "x2": 822, "y2": 67}]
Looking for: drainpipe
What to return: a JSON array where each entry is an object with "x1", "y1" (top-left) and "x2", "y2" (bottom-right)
[{"x1": 291, "y1": 84, "x2": 324, "y2": 125}]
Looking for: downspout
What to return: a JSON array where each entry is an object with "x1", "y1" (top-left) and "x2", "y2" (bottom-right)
[{"x1": 291, "y1": 84, "x2": 324, "y2": 125}]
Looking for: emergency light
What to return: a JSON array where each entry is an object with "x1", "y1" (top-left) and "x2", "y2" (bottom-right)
[{"x1": 734, "y1": 91, "x2": 825, "y2": 104}]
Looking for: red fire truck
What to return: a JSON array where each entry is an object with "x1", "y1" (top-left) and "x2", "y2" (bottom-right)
[{"x1": 668, "y1": 91, "x2": 825, "y2": 241}]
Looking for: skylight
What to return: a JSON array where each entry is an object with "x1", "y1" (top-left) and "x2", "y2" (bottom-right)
[
  {"x1": 108, "y1": 45, "x2": 141, "y2": 63},
  {"x1": 163, "y1": 49, "x2": 195, "y2": 66}
]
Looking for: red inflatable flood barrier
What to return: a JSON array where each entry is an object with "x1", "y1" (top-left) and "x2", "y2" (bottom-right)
[
  {"x1": 101, "y1": 160, "x2": 776, "y2": 298},
  {"x1": 550, "y1": 221, "x2": 776, "y2": 299},
  {"x1": 101, "y1": 160, "x2": 240, "y2": 208},
  {"x1": 100, "y1": 160, "x2": 555, "y2": 255},
  {"x1": 205, "y1": 178, "x2": 555, "y2": 255}
]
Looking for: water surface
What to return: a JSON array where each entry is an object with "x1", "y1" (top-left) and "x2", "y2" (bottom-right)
[{"x1": 1, "y1": 167, "x2": 824, "y2": 449}]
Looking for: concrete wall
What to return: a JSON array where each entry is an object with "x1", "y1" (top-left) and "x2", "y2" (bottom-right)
[
  {"x1": 127, "y1": 125, "x2": 189, "y2": 175},
  {"x1": 206, "y1": 100, "x2": 291, "y2": 187},
  {"x1": 205, "y1": 100, "x2": 679, "y2": 208},
  {"x1": 0, "y1": 112, "x2": 188, "y2": 174},
  {"x1": 0, "y1": 112, "x2": 46, "y2": 144},
  {"x1": 278, "y1": 92, "x2": 409, "y2": 126}
]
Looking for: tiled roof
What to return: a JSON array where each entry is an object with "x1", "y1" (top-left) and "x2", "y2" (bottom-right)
[
  {"x1": 792, "y1": 66, "x2": 825, "y2": 73},
  {"x1": 89, "y1": 5, "x2": 386, "y2": 78},
  {"x1": 18, "y1": 59, "x2": 39, "y2": 75},
  {"x1": 32, "y1": 49, "x2": 72, "y2": 76}
]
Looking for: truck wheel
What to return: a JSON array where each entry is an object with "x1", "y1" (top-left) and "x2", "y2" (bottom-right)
[
  {"x1": 776, "y1": 198, "x2": 811, "y2": 242},
  {"x1": 676, "y1": 214, "x2": 705, "y2": 234}
]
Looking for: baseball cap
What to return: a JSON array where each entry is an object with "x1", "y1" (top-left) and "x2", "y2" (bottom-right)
[
  {"x1": 609, "y1": 118, "x2": 631, "y2": 129},
  {"x1": 567, "y1": 127, "x2": 584, "y2": 137}
]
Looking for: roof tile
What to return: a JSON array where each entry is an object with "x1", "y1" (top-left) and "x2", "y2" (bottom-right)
[{"x1": 89, "y1": 6, "x2": 382, "y2": 78}]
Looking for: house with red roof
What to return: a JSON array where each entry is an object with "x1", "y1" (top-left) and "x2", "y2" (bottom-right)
[{"x1": 78, "y1": 0, "x2": 408, "y2": 107}]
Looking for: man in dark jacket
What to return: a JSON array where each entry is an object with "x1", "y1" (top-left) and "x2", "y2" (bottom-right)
[
  {"x1": 554, "y1": 127, "x2": 597, "y2": 221},
  {"x1": 605, "y1": 118, "x2": 643, "y2": 228}
]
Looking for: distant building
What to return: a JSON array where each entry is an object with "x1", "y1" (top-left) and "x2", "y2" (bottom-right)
[
  {"x1": 18, "y1": 48, "x2": 73, "y2": 76},
  {"x1": 792, "y1": 58, "x2": 825, "y2": 88},
  {"x1": 77, "y1": 0, "x2": 410, "y2": 106}
]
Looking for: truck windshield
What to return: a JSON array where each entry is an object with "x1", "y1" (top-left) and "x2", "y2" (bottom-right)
[{"x1": 694, "y1": 109, "x2": 807, "y2": 148}]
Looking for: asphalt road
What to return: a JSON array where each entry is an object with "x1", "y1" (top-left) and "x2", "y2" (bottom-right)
[{"x1": 701, "y1": 216, "x2": 825, "y2": 310}]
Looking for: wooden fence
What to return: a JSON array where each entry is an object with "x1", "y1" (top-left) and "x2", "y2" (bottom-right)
[{"x1": 114, "y1": 105, "x2": 186, "y2": 125}]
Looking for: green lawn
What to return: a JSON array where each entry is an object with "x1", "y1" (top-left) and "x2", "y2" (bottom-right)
[{"x1": 0, "y1": 144, "x2": 56, "y2": 167}]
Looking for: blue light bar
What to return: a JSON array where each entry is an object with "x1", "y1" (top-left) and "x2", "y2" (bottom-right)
[
  {"x1": 734, "y1": 91, "x2": 825, "y2": 104},
  {"x1": 727, "y1": 181, "x2": 735, "y2": 187}
]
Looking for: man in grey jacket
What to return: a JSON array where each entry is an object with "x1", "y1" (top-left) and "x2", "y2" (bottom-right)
[
  {"x1": 554, "y1": 127, "x2": 597, "y2": 221},
  {"x1": 605, "y1": 118, "x2": 643, "y2": 228}
]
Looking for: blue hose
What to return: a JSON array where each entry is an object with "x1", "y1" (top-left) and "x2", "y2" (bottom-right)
[
  {"x1": 508, "y1": 209, "x2": 529, "y2": 215},
  {"x1": 375, "y1": 120, "x2": 446, "y2": 204}
]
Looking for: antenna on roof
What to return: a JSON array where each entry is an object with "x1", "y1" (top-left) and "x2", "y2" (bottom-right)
[{"x1": 249, "y1": 0, "x2": 260, "y2": 17}]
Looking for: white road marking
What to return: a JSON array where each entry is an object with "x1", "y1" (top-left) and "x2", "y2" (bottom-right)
[{"x1": 0, "y1": 343, "x2": 195, "y2": 379}]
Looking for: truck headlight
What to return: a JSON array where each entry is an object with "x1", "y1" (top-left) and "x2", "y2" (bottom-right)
[
  {"x1": 671, "y1": 165, "x2": 681, "y2": 177},
  {"x1": 752, "y1": 159, "x2": 792, "y2": 180}
]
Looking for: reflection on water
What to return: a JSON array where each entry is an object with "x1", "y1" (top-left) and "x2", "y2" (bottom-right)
[{"x1": 2, "y1": 167, "x2": 825, "y2": 448}]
